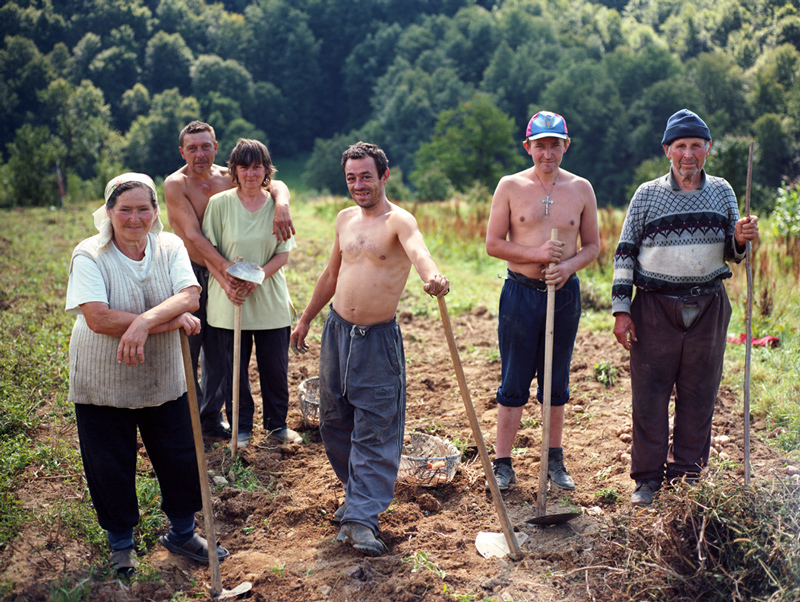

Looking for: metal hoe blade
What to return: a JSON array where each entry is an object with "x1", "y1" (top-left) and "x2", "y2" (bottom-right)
[
  {"x1": 226, "y1": 260, "x2": 265, "y2": 285},
  {"x1": 526, "y1": 512, "x2": 580, "y2": 526}
]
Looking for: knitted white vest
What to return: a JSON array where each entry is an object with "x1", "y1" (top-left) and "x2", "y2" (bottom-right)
[{"x1": 68, "y1": 233, "x2": 186, "y2": 408}]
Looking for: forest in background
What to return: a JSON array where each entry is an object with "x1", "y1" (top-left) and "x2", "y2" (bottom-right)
[{"x1": 1, "y1": 0, "x2": 799, "y2": 209}]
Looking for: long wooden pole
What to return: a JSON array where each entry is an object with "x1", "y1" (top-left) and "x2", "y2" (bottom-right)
[
  {"x1": 537, "y1": 229, "x2": 558, "y2": 518},
  {"x1": 437, "y1": 296, "x2": 522, "y2": 559},
  {"x1": 180, "y1": 332, "x2": 223, "y2": 594},
  {"x1": 744, "y1": 142, "x2": 754, "y2": 485},
  {"x1": 230, "y1": 304, "x2": 242, "y2": 458}
]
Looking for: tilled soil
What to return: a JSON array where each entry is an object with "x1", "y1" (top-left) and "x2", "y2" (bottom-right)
[{"x1": 2, "y1": 307, "x2": 796, "y2": 601}]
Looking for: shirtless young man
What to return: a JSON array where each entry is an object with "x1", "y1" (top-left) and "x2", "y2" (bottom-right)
[
  {"x1": 164, "y1": 121, "x2": 294, "y2": 437},
  {"x1": 289, "y1": 141, "x2": 448, "y2": 556},
  {"x1": 485, "y1": 111, "x2": 600, "y2": 491}
]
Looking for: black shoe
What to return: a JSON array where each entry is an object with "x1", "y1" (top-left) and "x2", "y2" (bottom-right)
[
  {"x1": 548, "y1": 456, "x2": 575, "y2": 490},
  {"x1": 631, "y1": 479, "x2": 662, "y2": 506},
  {"x1": 202, "y1": 422, "x2": 232, "y2": 439},
  {"x1": 486, "y1": 462, "x2": 516, "y2": 491}
]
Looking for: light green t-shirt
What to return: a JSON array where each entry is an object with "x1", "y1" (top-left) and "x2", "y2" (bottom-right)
[{"x1": 203, "y1": 188, "x2": 297, "y2": 330}]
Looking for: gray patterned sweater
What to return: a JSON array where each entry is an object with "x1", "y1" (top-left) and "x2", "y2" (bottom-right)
[{"x1": 611, "y1": 170, "x2": 745, "y2": 315}]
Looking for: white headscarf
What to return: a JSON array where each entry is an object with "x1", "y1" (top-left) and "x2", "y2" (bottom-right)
[{"x1": 92, "y1": 173, "x2": 164, "y2": 246}]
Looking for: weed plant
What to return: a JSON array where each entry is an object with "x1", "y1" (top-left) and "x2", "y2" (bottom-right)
[{"x1": 589, "y1": 472, "x2": 800, "y2": 601}]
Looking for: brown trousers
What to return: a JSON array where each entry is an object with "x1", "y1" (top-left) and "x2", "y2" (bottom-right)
[{"x1": 629, "y1": 286, "x2": 732, "y2": 482}]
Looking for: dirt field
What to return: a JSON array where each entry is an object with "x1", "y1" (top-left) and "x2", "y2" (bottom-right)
[{"x1": 2, "y1": 304, "x2": 796, "y2": 602}]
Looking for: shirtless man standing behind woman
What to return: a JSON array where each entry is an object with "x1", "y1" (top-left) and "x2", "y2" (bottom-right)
[
  {"x1": 485, "y1": 111, "x2": 600, "y2": 492},
  {"x1": 164, "y1": 121, "x2": 293, "y2": 437},
  {"x1": 290, "y1": 141, "x2": 448, "y2": 557}
]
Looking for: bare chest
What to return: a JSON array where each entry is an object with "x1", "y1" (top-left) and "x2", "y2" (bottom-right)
[
  {"x1": 188, "y1": 180, "x2": 232, "y2": 223},
  {"x1": 509, "y1": 184, "x2": 581, "y2": 232},
  {"x1": 339, "y1": 228, "x2": 402, "y2": 266}
]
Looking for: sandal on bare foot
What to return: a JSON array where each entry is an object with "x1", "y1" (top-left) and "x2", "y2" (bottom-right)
[{"x1": 159, "y1": 533, "x2": 229, "y2": 564}]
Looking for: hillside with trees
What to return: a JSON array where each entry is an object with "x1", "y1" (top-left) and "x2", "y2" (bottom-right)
[{"x1": 1, "y1": 0, "x2": 798, "y2": 208}]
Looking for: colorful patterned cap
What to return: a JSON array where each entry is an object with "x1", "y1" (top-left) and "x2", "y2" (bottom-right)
[{"x1": 526, "y1": 111, "x2": 569, "y2": 141}]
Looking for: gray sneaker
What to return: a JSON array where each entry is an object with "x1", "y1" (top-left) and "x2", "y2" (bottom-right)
[
  {"x1": 548, "y1": 456, "x2": 575, "y2": 490},
  {"x1": 631, "y1": 479, "x2": 662, "y2": 506},
  {"x1": 486, "y1": 462, "x2": 516, "y2": 491}
]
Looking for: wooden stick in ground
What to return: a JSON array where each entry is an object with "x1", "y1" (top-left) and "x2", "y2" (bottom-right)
[
  {"x1": 180, "y1": 331, "x2": 223, "y2": 594},
  {"x1": 537, "y1": 228, "x2": 558, "y2": 519},
  {"x1": 230, "y1": 303, "x2": 242, "y2": 458},
  {"x1": 436, "y1": 295, "x2": 522, "y2": 560},
  {"x1": 744, "y1": 141, "x2": 754, "y2": 485}
]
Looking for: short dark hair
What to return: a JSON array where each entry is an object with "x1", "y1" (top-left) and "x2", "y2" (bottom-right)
[
  {"x1": 106, "y1": 182, "x2": 157, "y2": 210},
  {"x1": 227, "y1": 138, "x2": 276, "y2": 188},
  {"x1": 341, "y1": 141, "x2": 389, "y2": 179},
  {"x1": 179, "y1": 121, "x2": 216, "y2": 147}
]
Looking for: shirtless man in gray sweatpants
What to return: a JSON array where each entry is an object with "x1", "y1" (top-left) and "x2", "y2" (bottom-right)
[{"x1": 290, "y1": 142, "x2": 449, "y2": 556}]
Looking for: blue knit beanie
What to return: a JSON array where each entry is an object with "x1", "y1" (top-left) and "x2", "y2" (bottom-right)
[{"x1": 661, "y1": 109, "x2": 711, "y2": 146}]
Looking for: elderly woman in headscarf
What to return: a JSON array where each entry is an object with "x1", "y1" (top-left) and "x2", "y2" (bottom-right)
[{"x1": 65, "y1": 173, "x2": 229, "y2": 578}]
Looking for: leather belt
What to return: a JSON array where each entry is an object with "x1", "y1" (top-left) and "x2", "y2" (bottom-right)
[
  {"x1": 656, "y1": 282, "x2": 721, "y2": 297},
  {"x1": 506, "y1": 270, "x2": 548, "y2": 291}
]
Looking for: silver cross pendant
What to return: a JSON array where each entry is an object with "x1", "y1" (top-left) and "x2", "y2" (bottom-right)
[{"x1": 541, "y1": 196, "x2": 554, "y2": 215}]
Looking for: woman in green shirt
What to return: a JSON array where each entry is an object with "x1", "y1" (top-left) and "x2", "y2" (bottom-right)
[{"x1": 203, "y1": 139, "x2": 300, "y2": 447}]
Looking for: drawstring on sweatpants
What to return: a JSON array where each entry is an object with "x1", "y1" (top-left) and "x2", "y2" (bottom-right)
[{"x1": 343, "y1": 324, "x2": 367, "y2": 397}]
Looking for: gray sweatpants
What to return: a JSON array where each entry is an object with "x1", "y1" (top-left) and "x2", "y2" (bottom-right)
[{"x1": 318, "y1": 307, "x2": 406, "y2": 534}]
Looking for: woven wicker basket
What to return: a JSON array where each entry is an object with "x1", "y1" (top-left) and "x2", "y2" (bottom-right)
[
  {"x1": 398, "y1": 432, "x2": 461, "y2": 487},
  {"x1": 298, "y1": 377, "x2": 319, "y2": 426}
]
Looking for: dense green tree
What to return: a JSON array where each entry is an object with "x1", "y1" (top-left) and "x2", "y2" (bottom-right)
[
  {"x1": 0, "y1": 36, "x2": 54, "y2": 154},
  {"x1": 539, "y1": 59, "x2": 628, "y2": 206},
  {"x1": 47, "y1": 42, "x2": 72, "y2": 79},
  {"x1": 39, "y1": 79, "x2": 113, "y2": 184},
  {"x1": 249, "y1": 80, "x2": 298, "y2": 156},
  {"x1": 705, "y1": 135, "x2": 769, "y2": 211},
  {"x1": 145, "y1": 31, "x2": 193, "y2": 94},
  {"x1": 154, "y1": 0, "x2": 208, "y2": 52},
  {"x1": 244, "y1": 0, "x2": 321, "y2": 142},
  {"x1": 687, "y1": 51, "x2": 748, "y2": 135},
  {"x1": 412, "y1": 93, "x2": 524, "y2": 195},
  {"x1": 1, "y1": 0, "x2": 798, "y2": 208},
  {"x1": 88, "y1": 45, "x2": 139, "y2": 110},
  {"x1": 204, "y1": 7, "x2": 251, "y2": 62},
  {"x1": 124, "y1": 88, "x2": 200, "y2": 178},
  {"x1": 371, "y1": 59, "x2": 472, "y2": 172},
  {"x1": 6, "y1": 124, "x2": 64, "y2": 207},
  {"x1": 753, "y1": 113, "x2": 792, "y2": 190},
  {"x1": 71, "y1": 32, "x2": 102, "y2": 81},
  {"x1": 342, "y1": 25, "x2": 404, "y2": 130},
  {"x1": 445, "y1": 6, "x2": 498, "y2": 84},
  {"x1": 216, "y1": 119, "x2": 267, "y2": 161},
  {"x1": 190, "y1": 54, "x2": 254, "y2": 112},
  {"x1": 120, "y1": 83, "x2": 151, "y2": 131},
  {"x1": 71, "y1": 0, "x2": 152, "y2": 54}
]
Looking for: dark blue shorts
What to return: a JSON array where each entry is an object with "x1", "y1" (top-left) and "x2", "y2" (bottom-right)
[{"x1": 496, "y1": 272, "x2": 581, "y2": 408}]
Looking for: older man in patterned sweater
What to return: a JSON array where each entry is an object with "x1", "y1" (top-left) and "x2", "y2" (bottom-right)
[{"x1": 611, "y1": 109, "x2": 760, "y2": 506}]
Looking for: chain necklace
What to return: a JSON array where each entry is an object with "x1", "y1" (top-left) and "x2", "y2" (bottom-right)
[{"x1": 535, "y1": 169, "x2": 559, "y2": 216}]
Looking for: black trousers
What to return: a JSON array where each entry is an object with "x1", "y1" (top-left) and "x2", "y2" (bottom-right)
[
  {"x1": 75, "y1": 395, "x2": 201, "y2": 533},
  {"x1": 208, "y1": 325, "x2": 290, "y2": 434}
]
